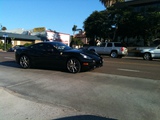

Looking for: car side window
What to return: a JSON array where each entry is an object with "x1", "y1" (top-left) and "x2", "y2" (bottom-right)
[
  {"x1": 37, "y1": 44, "x2": 46, "y2": 51},
  {"x1": 30, "y1": 44, "x2": 38, "y2": 50},
  {"x1": 30, "y1": 43, "x2": 46, "y2": 51},
  {"x1": 44, "y1": 44, "x2": 54, "y2": 52},
  {"x1": 107, "y1": 43, "x2": 112, "y2": 47},
  {"x1": 114, "y1": 43, "x2": 122, "y2": 47},
  {"x1": 30, "y1": 43, "x2": 56, "y2": 52}
]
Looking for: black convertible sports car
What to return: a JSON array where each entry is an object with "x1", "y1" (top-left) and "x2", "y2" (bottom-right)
[{"x1": 15, "y1": 42, "x2": 103, "y2": 73}]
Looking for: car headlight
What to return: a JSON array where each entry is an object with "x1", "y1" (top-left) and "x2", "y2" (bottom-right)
[{"x1": 80, "y1": 53, "x2": 92, "y2": 59}]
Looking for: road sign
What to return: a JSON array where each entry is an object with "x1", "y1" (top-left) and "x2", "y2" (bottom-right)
[{"x1": 3, "y1": 34, "x2": 8, "y2": 37}]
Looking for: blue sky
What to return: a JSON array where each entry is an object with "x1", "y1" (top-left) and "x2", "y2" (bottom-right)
[{"x1": 0, "y1": 0, "x2": 105, "y2": 35}]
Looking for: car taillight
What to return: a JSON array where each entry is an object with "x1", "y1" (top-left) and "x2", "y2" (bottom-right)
[{"x1": 121, "y1": 47, "x2": 125, "y2": 51}]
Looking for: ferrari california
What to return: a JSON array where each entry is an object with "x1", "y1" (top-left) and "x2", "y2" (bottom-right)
[{"x1": 15, "y1": 42, "x2": 103, "y2": 73}]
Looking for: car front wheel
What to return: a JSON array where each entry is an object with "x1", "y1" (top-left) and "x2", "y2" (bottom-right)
[
  {"x1": 67, "y1": 58, "x2": 81, "y2": 73},
  {"x1": 143, "y1": 53, "x2": 152, "y2": 60},
  {"x1": 19, "y1": 55, "x2": 31, "y2": 68}
]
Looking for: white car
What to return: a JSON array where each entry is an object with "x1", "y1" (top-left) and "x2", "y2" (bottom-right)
[{"x1": 140, "y1": 45, "x2": 160, "y2": 60}]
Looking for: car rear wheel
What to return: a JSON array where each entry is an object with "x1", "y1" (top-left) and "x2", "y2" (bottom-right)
[
  {"x1": 143, "y1": 53, "x2": 152, "y2": 60},
  {"x1": 67, "y1": 58, "x2": 81, "y2": 73},
  {"x1": 19, "y1": 55, "x2": 31, "y2": 68},
  {"x1": 110, "y1": 51, "x2": 118, "y2": 58}
]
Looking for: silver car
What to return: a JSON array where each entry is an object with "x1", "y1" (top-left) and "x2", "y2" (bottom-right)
[
  {"x1": 88, "y1": 42, "x2": 128, "y2": 58},
  {"x1": 140, "y1": 45, "x2": 160, "y2": 60}
]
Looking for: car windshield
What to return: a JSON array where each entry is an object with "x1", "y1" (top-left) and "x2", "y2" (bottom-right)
[{"x1": 52, "y1": 42, "x2": 72, "y2": 51}]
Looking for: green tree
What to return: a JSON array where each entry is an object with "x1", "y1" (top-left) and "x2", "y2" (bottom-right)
[
  {"x1": 116, "y1": 7, "x2": 160, "y2": 46},
  {"x1": 70, "y1": 37, "x2": 83, "y2": 47},
  {"x1": 84, "y1": 10, "x2": 112, "y2": 45},
  {"x1": 144, "y1": 10, "x2": 160, "y2": 44},
  {"x1": 72, "y1": 25, "x2": 77, "y2": 35},
  {"x1": 84, "y1": 5, "x2": 160, "y2": 46},
  {"x1": 1, "y1": 26, "x2": 7, "y2": 31}
]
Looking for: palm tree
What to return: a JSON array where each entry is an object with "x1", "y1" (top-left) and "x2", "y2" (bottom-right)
[
  {"x1": 72, "y1": 25, "x2": 77, "y2": 35},
  {"x1": 1, "y1": 26, "x2": 7, "y2": 31},
  {"x1": 99, "y1": 0, "x2": 124, "y2": 8}
]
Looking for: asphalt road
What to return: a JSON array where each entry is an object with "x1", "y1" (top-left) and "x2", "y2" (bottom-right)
[
  {"x1": 0, "y1": 52, "x2": 160, "y2": 120},
  {"x1": 1, "y1": 52, "x2": 160, "y2": 80},
  {"x1": 94, "y1": 55, "x2": 160, "y2": 80}
]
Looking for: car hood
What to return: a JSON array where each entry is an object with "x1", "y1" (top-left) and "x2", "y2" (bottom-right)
[{"x1": 64, "y1": 48, "x2": 101, "y2": 58}]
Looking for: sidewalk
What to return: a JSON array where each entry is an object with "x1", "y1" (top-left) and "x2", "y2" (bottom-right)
[{"x1": 0, "y1": 87, "x2": 82, "y2": 120}]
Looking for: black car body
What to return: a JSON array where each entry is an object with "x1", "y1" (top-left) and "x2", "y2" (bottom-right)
[{"x1": 15, "y1": 42, "x2": 103, "y2": 73}]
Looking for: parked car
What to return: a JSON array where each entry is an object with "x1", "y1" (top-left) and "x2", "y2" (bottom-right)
[
  {"x1": 87, "y1": 42, "x2": 128, "y2": 58},
  {"x1": 139, "y1": 45, "x2": 160, "y2": 60},
  {"x1": 8, "y1": 45, "x2": 25, "y2": 52},
  {"x1": 15, "y1": 42, "x2": 103, "y2": 73}
]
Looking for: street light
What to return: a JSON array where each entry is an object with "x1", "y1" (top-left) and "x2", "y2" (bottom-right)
[{"x1": 111, "y1": 24, "x2": 118, "y2": 41}]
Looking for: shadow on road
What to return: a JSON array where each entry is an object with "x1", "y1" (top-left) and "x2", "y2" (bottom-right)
[
  {"x1": 54, "y1": 115, "x2": 117, "y2": 120},
  {"x1": 0, "y1": 61, "x2": 74, "y2": 73},
  {"x1": 0, "y1": 61, "x2": 20, "y2": 68},
  {"x1": 0, "y1": 61, "x2": 90, "y2": 73}
]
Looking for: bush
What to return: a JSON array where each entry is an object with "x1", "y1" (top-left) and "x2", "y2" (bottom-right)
[
  {"x1": 71, "y1": 38, "x2": 84, "y2": 46},
  {"x1": 0, "y1": 42, "x2": 12, "y2": 51},
  {"x1": 0, "y1": 42, "x2": 3, "y2": 49},
  {"x1": 23, "y1": 43, "x2": 33, "y2": 47},
  {"x1": 7, "y1": 44, "x2": 12, "y2": 50}
]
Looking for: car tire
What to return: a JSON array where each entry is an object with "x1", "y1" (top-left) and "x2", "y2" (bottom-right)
[
  {"x1": 66, "y1": 58, "x2": 81, "y2": 73},
  {"x1": 143, "y1": 53, "x2": 152, "y2": 60},
  {"x1": 110, "y1": 51, "x2": 118, "y2": 58},
  {"x1": 19, "y1": 55, "x2": 31, "y2": 68}
]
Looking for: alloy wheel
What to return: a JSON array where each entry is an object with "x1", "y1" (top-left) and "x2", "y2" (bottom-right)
[
  {"x1": 67, "y1": 58, "x2": 81, "y2": 73},
  {"x1": 19, "y1": 55, "x2": 30, "y2": 68}
]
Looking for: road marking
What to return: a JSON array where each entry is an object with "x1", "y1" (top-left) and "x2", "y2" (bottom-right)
[
  {"x1": 7, "y1": 80, "x2": 33, "y2": 88},
  {"x1": 4, "y1": 57, "x2": 14, "y2": 60},
  {"x1": 117, "y1": 68, "x2": 140, "y2": 72}
]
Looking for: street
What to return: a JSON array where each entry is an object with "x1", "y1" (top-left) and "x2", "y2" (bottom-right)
[
  {"x1": 0, "y1": 52, "x2": 160, "y2": 120},
  {"x1": 94, "y1": 56, "x2": 160, "y2": 80}
]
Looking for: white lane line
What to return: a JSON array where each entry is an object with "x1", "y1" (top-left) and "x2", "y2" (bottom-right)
[
  {"x1": 4, "y1": 57, "x2": 14, "y2": 60},
  {"x1": 7, "y1": 80, "x2": 33, "y2": 88},
  {"x1": 117, "y1": 68, "x2": 140, "y2": 72}
]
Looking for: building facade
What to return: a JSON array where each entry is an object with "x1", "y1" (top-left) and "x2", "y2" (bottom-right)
[
  {"x1": 0, "y1": 27, "x2": 71, "y2": 51},
  {"x1": 0, "y1": 31, "x2": 41, "y2": 47},
  {"x1": 115, "y1": 0, "x2": 160, "y2": 11}
]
